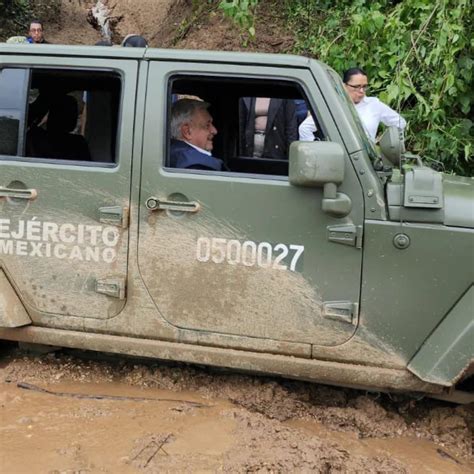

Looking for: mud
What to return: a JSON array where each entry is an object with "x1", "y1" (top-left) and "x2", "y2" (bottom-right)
[
  {"x1": 44, "y1": 0, "x2": 179, "y2": 46},
  {"x1": 1, "y1": 347, "x2": 472, "y2": 473}
]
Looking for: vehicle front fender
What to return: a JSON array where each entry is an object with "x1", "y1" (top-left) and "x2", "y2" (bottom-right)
[{"x1": 408, "y1": 286, "x2": 474, "y2": 386}]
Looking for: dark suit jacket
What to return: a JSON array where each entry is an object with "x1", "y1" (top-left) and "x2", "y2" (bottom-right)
[
  {"x1": 239, "y1": 98, "x2": 298, "y2": 159},
  {"x1": 170, "y1": 139, "x2": 223, "y2": 171}
]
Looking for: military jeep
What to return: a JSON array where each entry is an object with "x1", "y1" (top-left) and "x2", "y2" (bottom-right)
[{"x1": 0, "y1": 44, "x2": 472, "y2": 402}]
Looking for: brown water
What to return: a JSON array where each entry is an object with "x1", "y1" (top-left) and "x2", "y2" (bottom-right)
[
  {"x1": 1, "y1": 381, "x2": 236, "y2": 472},
  {"x1": 1, "y1": 351, "x2": 472, "y2": 473}
]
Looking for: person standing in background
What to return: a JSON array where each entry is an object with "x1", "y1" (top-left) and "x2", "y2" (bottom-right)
[
  {"x1": 299, "y1": 67, "x2": 406, "y2": 143},
  {"x1": 294, "y1": 99, "x2": 308, "y2": 126},
  {"x1": 240, "y1": 97, "x2": 298, "y2": 160},
  {"x1": 343, "y1": 67, "x2": 406, "y2": 142},
  {"x1": 27, "y1": 20, "x2": 49, "y2": 44},
  {"x1": 121, "y1": 34, "x2": 148, "y2": 47}
]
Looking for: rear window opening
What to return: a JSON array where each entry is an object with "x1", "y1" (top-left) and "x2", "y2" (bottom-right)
[{"x1": 0, "y1": 67, "x2": 122, "y2": 165}]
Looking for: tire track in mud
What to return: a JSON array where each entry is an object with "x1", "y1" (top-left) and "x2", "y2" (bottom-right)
[{"x1": 0, "y1": 347, "x2": 472, "y2": 473}]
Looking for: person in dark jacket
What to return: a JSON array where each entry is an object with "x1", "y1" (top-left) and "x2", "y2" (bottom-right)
[
  {"x1": 294, "y1": 99, "x2": 308, "y2": 126},
  {"x1": 170, "y1": 99, "x2": 223, "y2": 171},
  {"x1": 239, "y1": 97, "x2": 298, "y2": 160}
]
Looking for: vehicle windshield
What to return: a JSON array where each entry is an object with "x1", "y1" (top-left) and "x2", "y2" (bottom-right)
[{"x1": 326, "y1": 69, "x2": 378, "y2": 162}]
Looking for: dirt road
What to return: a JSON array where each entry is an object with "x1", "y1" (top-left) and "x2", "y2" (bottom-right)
[{"x1": 1, "y1": 347, "x2": 472, "y2": 473}]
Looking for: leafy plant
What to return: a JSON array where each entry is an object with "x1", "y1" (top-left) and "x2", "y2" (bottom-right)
[
  {"x1": 285, "y1": 0, "x2": 473, "y2": 176},
  {"x1": 219, "y1": 0, "x2": 259, "y2": 43}
]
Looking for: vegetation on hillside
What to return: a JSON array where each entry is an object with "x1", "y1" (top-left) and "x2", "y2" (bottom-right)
[
  {"x1": 1, "y1": 0, "x2": 472, "y2": 175},
  {"x1": 220, "y1": 0, "x2": 473, "y2": 175},
  {"x1": 219, "y1": 0, "x2": 258, "y2": 43},
  {"x1": 0, "y1": 0, "x2": 61, "y2": 39}
]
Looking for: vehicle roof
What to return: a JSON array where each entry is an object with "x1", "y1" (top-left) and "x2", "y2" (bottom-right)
[{"x1": 0, "y1": 43, "x2": 315, "y2": 68}]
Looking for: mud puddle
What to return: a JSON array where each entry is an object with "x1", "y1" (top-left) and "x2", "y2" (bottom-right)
[
  {"x1": 286, "y1": 419, "x2": 471, "y2": 474},
  {"x1": 0, "y1": 348, "x2": 473, "y2": 473},
  {"x1": 1, "y1": 380, "x2": 234, "y2": 473}
]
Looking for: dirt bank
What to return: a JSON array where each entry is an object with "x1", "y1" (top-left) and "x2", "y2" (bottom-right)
[
  {"x1": 32, "y1": 0, "x2": 292, "y2": 53},
  {"x1": 1, "y1": 348, "x2": 472, "y2": 473}
]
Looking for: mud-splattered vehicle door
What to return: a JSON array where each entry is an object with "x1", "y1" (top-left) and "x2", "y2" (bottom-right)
[
  {"x1": 0, "y1": 54, "x2": 137, "y2": 322},
  {"x1": 137, "y1": 58, "x2": 365, "y2": 347}
]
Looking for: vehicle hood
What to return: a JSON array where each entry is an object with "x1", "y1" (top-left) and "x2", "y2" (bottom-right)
[{"x1": 443, "y1": 174, "x2": 474, "y2": 228}]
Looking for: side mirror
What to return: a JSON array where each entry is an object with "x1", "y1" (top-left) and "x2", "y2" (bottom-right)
[
  {"x1": 289, "y1": 141, "x2": 351, "y2": 217},
  {"x1": 379, "y1": 126, "x2": 405, "y2": 165}
]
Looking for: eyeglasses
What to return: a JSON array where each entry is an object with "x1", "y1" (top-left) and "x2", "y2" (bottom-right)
[{"x1": 346, "y1": 83, "x2": 369, "y2": 92}]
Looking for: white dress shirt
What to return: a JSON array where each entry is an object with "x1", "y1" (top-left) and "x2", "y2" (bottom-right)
[
  {"x1": 355, "y1": 96, "x2": 406, "y2": 142},
  {"x1": 297, "y1": 96, "x2": 406, "y2": 143},
  {"x1": 298, "y1": 115, "x2": 317, "y2": 141}
]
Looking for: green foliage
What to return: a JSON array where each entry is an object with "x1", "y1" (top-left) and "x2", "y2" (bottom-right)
[
  {"x1": 0, "y1": 0, "x2": 61, "y2": 41},
  {"x1": 285, "y1": 0, "x2": 473, "y2": 176},
  {"x1": 219, "y1": 0, "x2": 259, "y2": 42},
  {"x1": 172, "y1": 0, "x2": 218, "y2": 45}
]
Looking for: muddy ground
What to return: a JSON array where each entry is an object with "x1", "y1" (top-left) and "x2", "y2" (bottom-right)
[{"x1": 0, "y1": 345, "x2": 473, "y2": 473}]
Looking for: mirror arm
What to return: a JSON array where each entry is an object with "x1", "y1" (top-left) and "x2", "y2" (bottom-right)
[
  {"x1": 322, "y1": 183, "x2": 352, "y2": 217},
  {"x1": 323, "y1": 182, "x2": 337, "y2": 199}
]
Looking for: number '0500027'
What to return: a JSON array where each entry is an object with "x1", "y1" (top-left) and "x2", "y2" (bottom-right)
[{"x1": 196, "y1": 237, "x2": 304, "y2": 272}]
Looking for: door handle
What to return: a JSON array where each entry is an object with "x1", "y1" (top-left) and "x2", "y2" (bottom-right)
[
  {"x1": 0, "y1": 186, "x2": 38, "y2": 200},
  {"x1": 145, "y1": 197, "x2": 200, "y2": 213}
]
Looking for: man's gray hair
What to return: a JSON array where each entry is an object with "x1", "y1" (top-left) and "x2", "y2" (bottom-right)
[{"x1": 170, "y1": 99, "x2": 210, "y2": 140}]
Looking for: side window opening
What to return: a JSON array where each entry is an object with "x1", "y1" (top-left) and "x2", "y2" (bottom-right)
[
  {"x1": 0, "y1": 68, "x2": 28, "y2": 156},
  {"x1": 167, "y1": 76, "x2": 323, "y2": 177},
  {"x1": 0, "y1": 67, "x2": 122, "y2": 164}
]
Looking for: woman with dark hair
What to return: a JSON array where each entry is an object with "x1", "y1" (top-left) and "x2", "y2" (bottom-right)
[
  {"x1": 299, "y1": 67, "x2": 406, "y2": 143},
  {"x1": 343, "y1": 67, "x2": 405, "y2": 142}
]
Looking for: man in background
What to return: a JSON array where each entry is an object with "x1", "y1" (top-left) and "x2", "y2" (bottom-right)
[{"x1": 27, "y1": 20, "x2": 49, "y2": 44}]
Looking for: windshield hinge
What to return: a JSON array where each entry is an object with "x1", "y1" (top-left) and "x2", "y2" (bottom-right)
[
  {"x1": 327, "y1": 224, "x2": 363, "y2": 248},
  {"x1": 95, "y1": 277, "x2": 126, "y2": 300}
]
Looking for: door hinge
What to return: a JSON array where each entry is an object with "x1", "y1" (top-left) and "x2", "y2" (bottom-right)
[
  {"x1": 327, "y1": 224, "x2": 363, "y2": 248},
  {"x1": 323, "y1": 301, "x2": 358, "y2": 324},
  {"x1": 98, "y1": 206, "x2": 129, "y2": 229},
  {"x1": 95, "y1": 277, "x2": 126, "y2": 300}
]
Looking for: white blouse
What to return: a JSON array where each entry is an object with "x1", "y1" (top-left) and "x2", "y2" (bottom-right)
[
  {"x1": 298, "y1": 96, "x2": 406, "y2": 143},
  {"x1": 356, "y1": 96, "x2": 406, "y2": 142},
  {"x1": 298, "y1": 115, "x2": 317, "y2": 141}
]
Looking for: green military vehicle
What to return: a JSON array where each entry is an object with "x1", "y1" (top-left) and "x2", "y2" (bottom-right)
[{"x1": 0, "y1": 44, "x2": 472, "y2": 402}]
